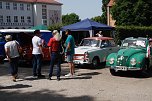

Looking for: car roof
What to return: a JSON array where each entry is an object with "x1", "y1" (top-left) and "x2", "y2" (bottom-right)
[
  {"x1": 125, "y1": 37, "x2": 147, "y2": 41},
  {"x1": 84, "y1": 37, "x2": 113, "y2": 40}
]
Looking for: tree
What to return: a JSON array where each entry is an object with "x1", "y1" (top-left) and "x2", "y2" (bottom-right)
[
  {"x1": 101, "y1": 0, "x2": 110, "y2": 24},
  {"x1": 62, "y1": 13, "x2": 80, "y2": 26},
  {"x1": 91, "y1": 16, "x2": 102, "y2": 23},
  {"x1": 111, "y1": 0, "x2": 152, "y2": 26}
]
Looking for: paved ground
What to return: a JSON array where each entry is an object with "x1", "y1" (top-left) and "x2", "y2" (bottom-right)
[{"x1": 0, "y1": 62, "x2": 152, "y2": 101}]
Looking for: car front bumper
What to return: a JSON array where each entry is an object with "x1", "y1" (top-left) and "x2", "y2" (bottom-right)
[
  {"x1": 110, "y1": 66, "x2": 142, "y2": 71},
  {"x1": 73, "y1": 60, "x2": 91, "y2": 65}
]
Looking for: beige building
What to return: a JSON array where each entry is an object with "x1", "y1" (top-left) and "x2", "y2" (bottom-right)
[
  {"x1": 0, "y1": 0, "x2": 62, "y2": 29},
  {"x1": 107, "y1": 0, "x2": 116, "y2": 27}
]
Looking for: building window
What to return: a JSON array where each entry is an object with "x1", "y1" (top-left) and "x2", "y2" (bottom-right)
[
  {"x1": 14, "y1": 16, "x2": 18, "y2": 22},
  {"x1": 27, "y1": 16, "x2": 31, "y2": 23},
  {"x1": 27, "y1": 4, "x2": 30, "y2": 10},
  {"x1": 21, "y1": 16, "x2": 24, "y2": 23},
  {"x1": 42, "y1": 19, "x2": 47, "y2": 25},
  {"x1": 42, "y1": 5, "x2": 47, "y2": 25},
  {"x1": 0, "y1": 15, "x2": 3, "y2": 23},
  {"x1": 7, "y1": 16, "x2": 11, "y2": 22},
  {"x1": 0, "y1": 2, "x2": 2, "y2": 9},
  {"x1": 20, "y1": 3, "x2": 24, "y2": 10},
  {"x1": 6, "y1": 2, "x2": 10, "y2": 10},
  {"x1": 13, "y1": 3, "x2": 17, "y2": 10}
]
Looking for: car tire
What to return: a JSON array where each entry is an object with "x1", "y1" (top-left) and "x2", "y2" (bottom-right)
[
  {"x1": 110, "y1": 68, "x2": 118, "y2": 76},
  {"x1": 91, "y1": 57, "x2": 100, "y2": 68}
]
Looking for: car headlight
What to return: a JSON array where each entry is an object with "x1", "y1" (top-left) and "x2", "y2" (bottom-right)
[
  {"x1": 130, "y1": 58, "x2": 136, "y2": 66},
  {"x1": 109, "y1": 58, "x2": 115, "y2": 64}
]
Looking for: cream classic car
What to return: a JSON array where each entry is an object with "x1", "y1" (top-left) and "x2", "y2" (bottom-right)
[{"x1": 74, "y1": 37, "x2": 119, "y2": 68}]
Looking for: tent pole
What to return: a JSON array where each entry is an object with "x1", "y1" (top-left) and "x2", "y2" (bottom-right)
[{"x1": 89, "y1": 30, "x2": 94, "y2": 37}]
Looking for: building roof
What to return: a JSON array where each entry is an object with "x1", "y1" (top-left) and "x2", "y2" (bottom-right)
[
  {"x1": 4, "y1": 0, "x2": 62, "y2": 5},
  {"x1": 107, "y1": 0, "x2": 115, "y2": 7}
]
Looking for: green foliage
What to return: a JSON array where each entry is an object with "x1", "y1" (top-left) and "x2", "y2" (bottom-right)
[
  {"x1": 111, "y1": 0, "x2": 152, "y2": 26},
  {"x1": 114, "y1": 26, "x2": 152, "y2": 44},
  {"x1": 48, "y1": 23, "x2": 63, "y2": 31},
  {"x1": 62, "y1": 13, "x2": 80, "y2": 26},
  {"x1": 91, "y1": 16, "x2": 103, "y2": 23},
  {"x1": 101, "y1": 0, "x2": 110, "y2": 24}
]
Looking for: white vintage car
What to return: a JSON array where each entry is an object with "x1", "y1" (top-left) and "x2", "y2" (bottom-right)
[{"x1": 74, "y1": 37, "x2": 119, "y2": 68}]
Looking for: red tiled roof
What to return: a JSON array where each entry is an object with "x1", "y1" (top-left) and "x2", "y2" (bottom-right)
[
  {"x1": 107, "y1": 0, "x2": 115, "y2": 7},
  {"x1": 5, "y1": 0, "x2": 62, "y2": 5}
]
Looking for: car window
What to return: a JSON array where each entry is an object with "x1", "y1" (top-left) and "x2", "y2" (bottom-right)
[
  {"x1": 122, "y1": 39, "x2": 146, "y2": 48},
  {"x1": 80, "y1": 39, "x2": 100, "y2": 47},
  {"x1": 101, "y1": 40, "x2": 109, "y2": 47},
  {"x1": 109, "y1": 40, "x2": 116, "y2": 47}
]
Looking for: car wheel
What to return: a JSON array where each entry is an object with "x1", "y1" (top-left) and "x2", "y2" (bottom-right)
[
  {"x1": 91, "y1": 57, "x2": 100, "y2": 68},
  {"x1": 110, "y1": 68, "x2": 118, "y2": 76}
]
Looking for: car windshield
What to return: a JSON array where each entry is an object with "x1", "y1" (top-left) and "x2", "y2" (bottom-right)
[
  {"x1": 122, "y1": 39, "x2": 146, "y2": 48},
  {"x1": 80, "y1": 39, "x2": 100, "y2": 47}
]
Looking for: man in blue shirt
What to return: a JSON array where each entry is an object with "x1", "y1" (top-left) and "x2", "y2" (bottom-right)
[{"x1": 65, "y1": 29, "x2": 75, "y2": 77}]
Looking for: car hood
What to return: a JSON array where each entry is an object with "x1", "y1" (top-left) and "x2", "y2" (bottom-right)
[
  {"x1": 75, "y1": 46, "x2": 100, "y2": 54},
  {"x1": 117, "y1": 47, "x2": 146, "y2": 57}
]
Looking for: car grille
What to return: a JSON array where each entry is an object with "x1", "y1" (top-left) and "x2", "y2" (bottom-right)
[{"x1": 117, "y1": 55, "x2": 128, "y2": 66}]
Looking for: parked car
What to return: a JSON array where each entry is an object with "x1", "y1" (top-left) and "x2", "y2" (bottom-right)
[
  {"x1": 0, "y1": 29, "x2": 53, "y2": 64},
  {"x1": 106, "y1": 37, "x2": 150, "y2": 75},
  {"x1": 73, "y1": 37, "x2": 119, "y2": 68}
]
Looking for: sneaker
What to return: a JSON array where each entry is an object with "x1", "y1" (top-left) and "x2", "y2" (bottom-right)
[
  {"x1": 38, "y1": 74, "x2": 45, "y2": 78},
  {"x1": 33, "y1": 74, "x2": 37, "y2": 77},
  {"x1": 12, "y1": 76, "x2": 16, "y2": 82},
  {"x1": 15, "y1": 74, "x2": 19, "y2": 79},
  {"x1": 65, "y1": 73, "x2": 72, "y2": 77},
  {"x1": 57, "y1": 77, "x2": 60, "y2": 81}
]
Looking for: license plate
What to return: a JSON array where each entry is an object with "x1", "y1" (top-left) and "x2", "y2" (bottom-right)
[
  {"x1": 74, "y1": 61, "x2": 79, "y2": 64},
  {"x1": 116, "y1": 66, "x2": 127, "y2": 71}
]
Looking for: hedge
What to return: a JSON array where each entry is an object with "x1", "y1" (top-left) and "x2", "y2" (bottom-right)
[{"x1": 113, "y1": 26, "x2": 152, "y2": 44}]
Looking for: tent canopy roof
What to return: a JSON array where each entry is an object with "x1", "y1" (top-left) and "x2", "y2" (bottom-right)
[
  {"x1": 61, "y1": 18, "x2": 113, "y2": 31},
  {"x1": 30, "y1": 25, "x2": 48, "y2": 30}
]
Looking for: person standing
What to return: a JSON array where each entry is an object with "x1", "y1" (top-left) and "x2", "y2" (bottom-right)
[
  {"x1": 64, "y1": 29, "x2": 75, "y2": 77},
  {"x1": 4, "y1": 35, "x2": 20, "y2": 82},
  {"x1": 47, "y1": 30, "x2": 62, "y2": 81},
  {"x1": 32, "y1": 30, "x2": 44, "y2": 78}
]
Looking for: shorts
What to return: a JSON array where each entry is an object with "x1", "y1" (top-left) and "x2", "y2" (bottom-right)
[{"x1": 66, "y1": 54, "x2": 74, "y2": 62}]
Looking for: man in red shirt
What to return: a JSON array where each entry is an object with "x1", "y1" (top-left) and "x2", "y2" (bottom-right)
[{"x1": 47, "y1": 30, "x2": 62, "y2": 81}]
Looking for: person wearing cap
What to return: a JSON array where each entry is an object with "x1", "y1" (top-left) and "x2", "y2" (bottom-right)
[
  {"x1": 32, "y1": 30, "x2": 45, "y2": 78},
  {"x1": 47, "y1": 30, "x2": 62, "y2": 81},
  {"x1": 4, "y1": 35, "x2": 20, "y2": 82},
  {"x1": 64, "y1": 29, "x2": 75, "y2": 77}
]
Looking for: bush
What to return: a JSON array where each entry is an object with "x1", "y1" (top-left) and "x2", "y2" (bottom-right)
[{"x1": 114, "y1": 26, "x2": 152, "y2": 44}]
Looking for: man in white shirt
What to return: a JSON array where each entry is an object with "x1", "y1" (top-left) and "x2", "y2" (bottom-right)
[
  {"x1": 32, "y1": 30, "x2": 44, "y2": 78},
  {"x1": 4, "y1": 35, "x2": 20, "y2": 82}
]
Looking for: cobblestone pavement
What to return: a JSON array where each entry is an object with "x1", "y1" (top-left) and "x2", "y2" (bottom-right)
[{"x1": 0, "y1": 62, "x2": 152, "y2": 101}]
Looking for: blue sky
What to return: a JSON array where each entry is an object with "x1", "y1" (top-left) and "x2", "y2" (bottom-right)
[{"x1": 57, "y1": 0, "x2": 102, "y2": 20}]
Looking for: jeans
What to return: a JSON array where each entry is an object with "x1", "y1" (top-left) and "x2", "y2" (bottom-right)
[
  {"x1": 9, "y1": 57, "x2": 19, "y2": 76},
  {"x1": 49, "y1": 52, "x2": 61, "y2": 78},
  {"x1": 32, "y1": 54, "x2": 42, "y2": 76}
]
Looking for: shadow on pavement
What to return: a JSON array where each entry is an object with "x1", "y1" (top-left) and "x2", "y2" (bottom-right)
[
  {"x1": 0, "y1": 89, "x2": 94, "y2": 101},
  {"x1": 61, "y1": 76, "x2": 92, "y2": 80},
  {"x1": 0, "y1": 84, "x2": 32, "y2": 89},
  {"x1": 114, "y1": 71, "x2": 152, "y2": 78}
]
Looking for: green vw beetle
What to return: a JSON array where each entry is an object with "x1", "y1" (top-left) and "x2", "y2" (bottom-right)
[{"x1": 106, "y1": 37, "x2": 151, "y2": 75}]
